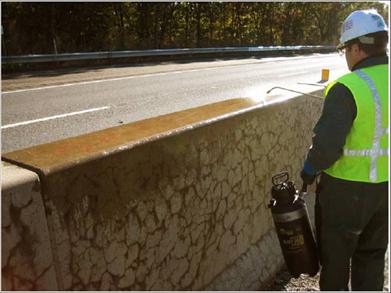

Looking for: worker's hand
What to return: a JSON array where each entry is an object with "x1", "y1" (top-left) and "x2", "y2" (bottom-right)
[
  {"x1": 300, "y1": 169, "x2": 317, "y2": 185},
  {"x1": 300, "y1": 161, "x2": 318, "y2": 185}
]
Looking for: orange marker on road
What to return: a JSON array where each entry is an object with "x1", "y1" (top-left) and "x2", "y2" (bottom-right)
[{"x1": 321, "y1": 69, "x2": 330, "y2": 82}]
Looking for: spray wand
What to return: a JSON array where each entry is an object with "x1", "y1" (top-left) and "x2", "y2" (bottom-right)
[
  {"x1": 266, "y1": 86, "x2": 323, "y2": 99},
  {"x1": 266, "y1": 68, "x2": 330, "y2": 99}
]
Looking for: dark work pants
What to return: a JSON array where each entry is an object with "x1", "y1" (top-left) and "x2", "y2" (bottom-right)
[{"x1": 315, "y1": 173, "x2": 388, "y2": 291}]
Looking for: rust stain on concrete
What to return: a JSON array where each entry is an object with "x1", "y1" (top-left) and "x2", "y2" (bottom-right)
[{"x1": 2, "y1": 98, "x2": 259, "y2": 174}]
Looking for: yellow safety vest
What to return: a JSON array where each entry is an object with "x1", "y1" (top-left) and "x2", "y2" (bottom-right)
[{"x1": 324, "y1": 64, "x2": 388, "y2": 183}]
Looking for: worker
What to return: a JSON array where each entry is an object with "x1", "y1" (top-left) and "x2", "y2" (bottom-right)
[{"x1": 300, "y1": 9, "x2": 389, "y2": 291}]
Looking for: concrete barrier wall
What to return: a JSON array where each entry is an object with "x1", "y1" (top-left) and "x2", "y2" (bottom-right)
[
  {"x1": 1, "y1": 162, "x2": 58, "y2": 290},
  {"x1": 2, "y1": 93, "x2": 323, "y2": 290}
]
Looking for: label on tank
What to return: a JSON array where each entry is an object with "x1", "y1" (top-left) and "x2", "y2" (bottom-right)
[{"x1": 278, "y1": 227, "x2": 305, "y2": 251}]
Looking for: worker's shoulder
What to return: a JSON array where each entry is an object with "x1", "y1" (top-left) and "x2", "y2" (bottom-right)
[
  {"x1": 324, "y1": 82, "x2": 356, "y2": 117},
  {"x1": 326, "y1": 81, "x2": 353, "y2": 99},
  {"x1": 324, "y1": 77, "x2": 352, "y2": 98}
]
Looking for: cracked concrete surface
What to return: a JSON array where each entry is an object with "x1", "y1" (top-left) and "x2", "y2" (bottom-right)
[
  {"x1": 2, "y1": 94, "x2": 323, "y2": 290},
  {"x1": 1, "y1": 163, "x2": 58, "y2": 290}
]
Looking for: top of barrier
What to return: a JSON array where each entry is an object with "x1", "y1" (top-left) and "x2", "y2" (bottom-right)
[{"x1": 2, "y1": 98, "x2": 262, "y2": 176}]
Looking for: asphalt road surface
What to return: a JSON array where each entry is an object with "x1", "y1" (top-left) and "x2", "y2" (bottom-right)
[{"x1": 1, "y1": 53, "x2": 348, "y2": 152}]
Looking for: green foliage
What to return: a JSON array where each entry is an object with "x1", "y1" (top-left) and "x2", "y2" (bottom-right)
[{"x1": 1, "y1": 2, "x2": 388, "y2": 55}]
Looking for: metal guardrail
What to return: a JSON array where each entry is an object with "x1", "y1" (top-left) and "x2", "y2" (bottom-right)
[{"x1": 2, "y1": 46, "x2": 336, "y2": 64}]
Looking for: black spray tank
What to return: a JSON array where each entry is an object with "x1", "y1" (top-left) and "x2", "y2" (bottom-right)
[{"x1": 268, "y1": 171, "x2": 319, "y2": 278}]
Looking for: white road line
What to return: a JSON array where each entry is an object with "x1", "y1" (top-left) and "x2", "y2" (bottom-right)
[
  {"x1": 1, "y1": 67, "x2": 219, "y2": 94},
  {"x1": 2, "y1": 106, "x2": 110, "y2": 129},
  {"x1": 2, "y1": 53, "x2": 339, "y2": 94}
]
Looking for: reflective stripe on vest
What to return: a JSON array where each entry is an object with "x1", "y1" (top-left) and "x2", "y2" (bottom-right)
[{"x1": 342, "y1": 69, "x2": 389, "y2": 182}]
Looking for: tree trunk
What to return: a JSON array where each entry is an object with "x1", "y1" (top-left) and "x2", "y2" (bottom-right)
[
  {"x1": 196, "y1": 4, "x2": 201, "y2": 47},
  {"x1": 51, "y1": 3, "x2": 58, "y2": 53}
]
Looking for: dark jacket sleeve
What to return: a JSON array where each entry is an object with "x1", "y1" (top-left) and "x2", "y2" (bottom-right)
[{"x1": 305, "y1": 83, "x2": 357, "y2": 171}]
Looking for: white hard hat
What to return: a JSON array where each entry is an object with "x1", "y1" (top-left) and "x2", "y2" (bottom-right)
[{"x1": 337, "y1": 9, "x2": 388, "y2": 49}]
